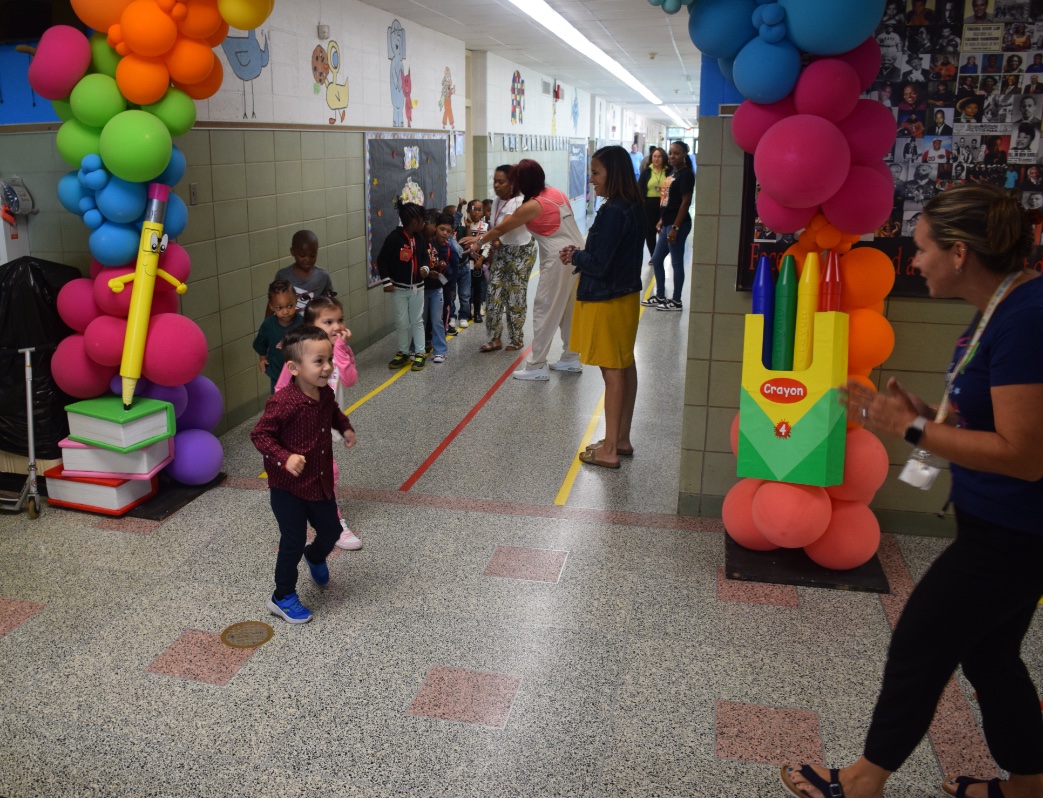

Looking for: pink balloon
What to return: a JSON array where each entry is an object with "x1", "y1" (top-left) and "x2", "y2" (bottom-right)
[
  {"x1": 756, "y1": 192, "x2": 819, "y2": 234},
  {"x1": 83, "y1": 315, "x2": 128, "y2": 366},
  {"x1": 752, "y1": 481, "x2": 832, "y2": 548},
  {"x1": 793, "y1": 59, "x2": 861, "y2": 123},
  {"x1": 804, "y1": 499, "x2": 881, "y2": 570},
  {"x1": 152, "y1": 291, "x2": 180, "y2": 314},
  {"x1": 755, "y1": 115, "x2": 851, "y2": 208},
  {"x1": 865, "y1": 158, "x2": 896, "y2": 187},
  {"x1": 837, "y1": 100, "x2": 899, "y2": 164},
  {"x1": 723, "y1": 479, "x2": 779, "y2": 551},
  {"x1": 57, "y1": 278, "x2": 104, "y2": 332},
  {"x1": 89, "y1": 259, "x2": 106, "y2": 279},
  {"x1": 93, "y1": 267, "x2": 134, "y2": 317},
  {"x1": 142, "y1": 313, "x2": 207, "y2": 386},
  {"x1": 819, "y1": 36, "x2": 881, "y2": 92},
  {"x1": 156, "y1": 243, "x2": 191, "y2": 290},
  {"x1": 27, "y1": 26, "x2": 92, "y2": 100},
  {"x1": 52, "y1": 334, "x2": 118, "y2": 398},
  {"x1": 822, "y1": 164, "x2": 895, "y2": 235},
  {"x1": 827, "y1": 428, "x2": 890, "y2": 503},
  {"x1": 731, "y1": 96, "x2": 797, "y2": 154}
]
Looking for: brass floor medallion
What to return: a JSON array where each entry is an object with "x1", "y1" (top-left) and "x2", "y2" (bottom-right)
[{"x1": 220, "y1": 621, "x2": 275, "y2": 648}]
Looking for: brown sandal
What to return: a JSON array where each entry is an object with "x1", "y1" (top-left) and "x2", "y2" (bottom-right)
[
  {"x1": 504, "y1": 342, "x2": 523, "y2": 351},
  {"x1": 578, "y1": 449, "x2": 620, "y2": 469},
  {"x1": 586, "y1": 439, "x2": 634, "y2": 457},
  {"x1": 480, "y1": 340, "x2": 502, "y2": 352}
]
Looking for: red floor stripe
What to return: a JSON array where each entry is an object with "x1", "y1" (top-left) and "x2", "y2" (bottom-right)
[{"x1": 399, "y1": 346, "x2": 531, "y2": 492}]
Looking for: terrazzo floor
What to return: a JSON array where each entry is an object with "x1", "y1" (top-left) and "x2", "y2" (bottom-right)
[{"x1": 2, "y1": 252, "x2": 1040, "y2": 798}]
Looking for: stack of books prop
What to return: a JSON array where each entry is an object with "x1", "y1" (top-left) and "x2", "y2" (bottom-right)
[{"x1": 45, "y1": 397, "x2": 174, "y2": 516}]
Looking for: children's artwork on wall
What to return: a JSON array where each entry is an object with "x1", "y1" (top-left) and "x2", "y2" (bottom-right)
[
  {"x1": 439, "y1": 67, "x2": 455, "y2": 130},
  {"x1": 403, "y1": 69, "x2": 413, "y2": 128},
  {"x1": 365, "y1": 133, "x2": 447, "y2": 286},
  {"x1": 551, "y1": 97, "x2": 557, "y2": 134},
  {"x1": 571, "y1": 88, "x2": 580, "y2": 132},
  {"x1": 511, "y1": 70, "x2": 524, "y2": 125},
  {"x1": 220, "y1": 29, "x2": 270, "y2": 120},
  {"x1": 569, "y1": 143, "x2": 587, "y2": 202},
  {"x1": 455, "y1": 132, "x2": 466, "y2": 156},
  {"x1": 324, "y1": 41, "x2": 349, "y2": 124},
  {"x1": 387, "y1": 20, "x2": 407, "y2": 128}
]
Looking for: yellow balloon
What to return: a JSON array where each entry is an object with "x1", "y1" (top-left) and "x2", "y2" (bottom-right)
[{"x1": 217, "y1": 0, "x2": 273, "y2": 30}]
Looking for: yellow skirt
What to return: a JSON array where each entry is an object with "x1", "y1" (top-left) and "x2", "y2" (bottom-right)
[{"x1": 569, "y1": 292, "x2": 640, "y2": 369}]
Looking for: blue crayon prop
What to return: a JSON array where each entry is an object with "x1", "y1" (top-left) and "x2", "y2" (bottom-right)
[
  {"x1": 771, "y1": 254, "x2": 798, "y2": 371},
  {"x1": 751, "y1": 254, "x2": 775, "y2": 368}
]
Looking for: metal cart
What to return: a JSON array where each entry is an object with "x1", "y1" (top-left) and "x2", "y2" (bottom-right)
[{"x1": 0, "y1": 347, "x2": 41, "y2": 518}]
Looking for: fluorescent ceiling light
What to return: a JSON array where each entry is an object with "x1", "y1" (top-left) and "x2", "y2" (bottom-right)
[
  {"x1": 659, "y1": 105, "x2": 692, "y2": 128},
  {"x1": 504, "y1": 0, "x2": 663, "y2": 106}
]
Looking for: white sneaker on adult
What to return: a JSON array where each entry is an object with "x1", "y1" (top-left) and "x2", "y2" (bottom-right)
[
  {"x1": 550, "y1": 359, "x2": 582, "y2": 373},
  {"x1": 512, "y1": 365, "x2": 550, "y2": 381},
  {"x1": 335, "y1": 520, "x2": 363, "y2": 550},
  {"x1": 459, "y1": 318, "x2": 469, "y2": 328}
]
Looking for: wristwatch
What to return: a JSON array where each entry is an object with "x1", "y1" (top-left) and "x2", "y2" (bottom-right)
[{"x1": 904, "y1": 416, "x2": 928, "y2": 446}]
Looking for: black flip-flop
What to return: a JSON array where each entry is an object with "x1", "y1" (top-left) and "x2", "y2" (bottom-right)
[
  {"x1": 780, "y1": 765, "x2": 845, "y2": 797},
  {"x1": 944, "y1": 776, "x2": 1004, "y2": 798}
]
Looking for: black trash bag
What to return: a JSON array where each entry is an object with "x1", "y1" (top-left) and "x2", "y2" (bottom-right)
[{"x1": 0, "y1": 256, "x2": 81, "y2": 460}]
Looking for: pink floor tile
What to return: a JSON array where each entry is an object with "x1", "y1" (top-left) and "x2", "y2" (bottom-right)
[
  {"x1": 407, "y1": 665, "x2": 522, "y2": 728},
  {"x1": 0, "y1": 598, "x2": 46, "y2": 637},
  {"x1": 716, "y1": 566, "x2": 800, "y2": 607},
  {"x1": 95, "y1": 517, "x2": 162, "y2": 535},
  {"x1": 715, "y1": 700, "x2": 824, "y2": 765},
  {"x1": 145, "y1": 629, "x2": 256, "y2": 686},
  {"x1": 483, "y1": 545, "x2": 568, "y2": 583}
]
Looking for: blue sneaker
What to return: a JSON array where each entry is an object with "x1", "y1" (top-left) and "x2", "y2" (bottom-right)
[
  {"x1": 304, "y1": 554, "x2": 329, "y2": 586},
  {"x1": 267, "y1": 592, "x2": 312, "y2": 624}
]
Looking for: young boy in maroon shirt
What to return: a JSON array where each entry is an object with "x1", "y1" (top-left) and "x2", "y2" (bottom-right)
[{"x1": 250, "y1": 326, "x2": 356, "y2": 624}]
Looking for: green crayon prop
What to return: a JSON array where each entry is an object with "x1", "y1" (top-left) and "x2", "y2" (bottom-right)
[{"x1": 771, "y1": 254, "x2": 798, "y2": 371}]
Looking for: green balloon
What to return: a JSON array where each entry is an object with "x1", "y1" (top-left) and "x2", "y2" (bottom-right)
[
  {"x1": 100, "y1": 110, "x2": 172, "y2": 183},
  {"x1": 70, "y1": 73, "x2": 127, "y2": 129},
  {"x1": 144, "y1": 88, "x2": 197, "y2": 137},
  {"x1": 89, "y1": 33, "x2": 120, "y2": 78},
  {"x1": 56, "y1": 119, "x2": 102, "y2": 168},
  {"x1": 52, "y1": 98, "x2": 73, "y2": 122}
]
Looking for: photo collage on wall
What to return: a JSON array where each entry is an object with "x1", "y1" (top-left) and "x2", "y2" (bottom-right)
[{"x1": 740, "y1": 0, "x2": 1043, "y2": 296}]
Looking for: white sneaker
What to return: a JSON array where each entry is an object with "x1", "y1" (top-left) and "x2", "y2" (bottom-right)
[
  {"x1": 459, "y1": 318, "x2": 469, "y2": 328},
  {"x1": 432, "y1": 354, "x2": 446, "y2": 363},
  {"x1": 550, "y1": 359, "x2": 582, "y2": 373},
  {"x1": 450, "y1": 317, "x2": 458, "y2": 329},
  {"x1": 335, "y1": 521, "x2": 362, "y2": 550},
  {"x1": 512, "y1": 365, "x2": 550, "y2": 381}
]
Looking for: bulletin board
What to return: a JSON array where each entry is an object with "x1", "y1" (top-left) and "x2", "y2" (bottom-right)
[
  {"x1": 568, "y1": 142, "x2": 588, "y2": 202},
  {"x1": 365, "y1": 133, "x2": 449, "y2": 287},
  {"x1": 737, "y1": 0, "x2": 1043, "y2": 297}
]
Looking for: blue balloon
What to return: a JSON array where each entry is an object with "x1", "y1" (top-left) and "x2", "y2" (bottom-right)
[
  {"x1": 89, "y1": 221, "x2": 140, "y2": 266},
  {"x1": 662, "y1": 0, "x2": 683, "y2": 13},
  {"x1": 163, "y1": 193, "x2": 188, "y2": 238},
  {"x1": 155, "y1": 145, "x2": 186, "y2": 187},
  {"x1": 718, "y1": 56, "x2": 736, "y2": 86},
  {"x1": 81, "y1": 153, "x2": 103, "y2": 172},
  {"x1": 79, "y1": 165, "x2": 109, "y2": 191},
  {"x1": 688, "y1": 0, "x2": 757, "y2": 60},
  {"x1": 57, "y1": 171, "x2": 91, "y2": 215},
  {"x1": 760, "y1": 22, "x2": 787, "y2": 43},
  {"x1": 732, "y1": 36, "x2": 802, "y2": 103},
  {"x1": 83, "y1": 209, "x2": 104, "y2": 229},
  {"x1": 78, "y1": 196, "x2": 96, "y2": 213},
  {"x1": 779, "y1": 0, "x2": 885, "y2": 55},
  {"x1": 761, "y1": 3, "x2": 785, "y2": 25},
  {"x1": 96, "y1": 177, "x2": 148, "y2": 224}
]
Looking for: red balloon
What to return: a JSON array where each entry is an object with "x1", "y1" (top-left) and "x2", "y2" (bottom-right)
[
  {"x1": 52, "y1": 334, "x2": 118, "y2": 398},
  {"x1": 57, "y1": 278, "x2": 104, "y2": 332},
  {"x1": 755, "y1": 115, "x2": 851, "y2": 208},
  {"x1": 752, "y1": 481, "x2": 832, "y2": 548},
  {"x1": 837, "y1": 100, "x2": 899, "y2": 165},
  {"x1": 804, "y1": 499, "x2": 881, "y2": 570},
  {"x1": 731, "y1": 96, "x2": 797, "y2": 155},
  {"x1": 822, "y1": 164, "x2": 895, "y2": 235},
  {"x1": 142, "y1": 313, "x2": 207, "y2": 386},
  {"x1": 83, "y1": 314, "x2": 128, "y2": 366},
  {"x1": 756, "y1": 191, "x2": 819, "y2": 235},
  {"x1": 794, "y1": 59, "x2": 861, "y2": 123},
  {"x1": 827, "y1": 428, "x2": 890, "y2": 503},
  {"x1": 723, "y1": 479, "x2": 779, "y2": 552}
]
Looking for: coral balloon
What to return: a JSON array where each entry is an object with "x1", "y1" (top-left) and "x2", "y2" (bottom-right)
[
  {"x1": 687, "y1": 0, "x2": 757, "y2": 60},
  {"x1": 731, "y1": 97, "x2": 797, "y2": 155},
  {"x1": 837, "y1": 100, "x2": 899, "y2": 164},
  {"x1": 822, "y1": 36, "x2": 881, "y2": 91},
  {"x1": 757, "y1": 192, "x2": 819, "y2": 235},
  {"x1": 755, "y1": 115, "x2": 851, "y2": 208},
  {"x1": 217, "y1": 0, "x2": 274, "y2": 30},
  {"x1": 779, "y1": 0, "x2": 886, "y2": 55},
  {"x1": 724, "y1": 479, "x2": 779, "y2": 551},
  {"x1": 71, "y1": 0, "x2": 134, "y2": 33},
  {"x1": 56, "y1": 120, "x2": 102, "y2": 169},
  {"x1": 120, "y1": 0, "x2": 179, "y2": 57},
  {"x1": 165, "y1": 37, "x2": 215, "y2": 85},
  {"x1": 804, "y1": 499, "x2": 881, "y2": 570},
  {"x1": 179, "y1": 0, "x2": 224, "y2": 38},
  {"x1": 173, "y1": 57, "x2": 223, "y2": 100},
  {"x1": 179, "y1": 375, "x2": 224, "y2": 431},
  {"x1": 52, "y1": 334, "x2": 118, "y2": 399},
  {"x1": 57, "y1": 278, "x2": 103, "y2": 333},
  {"x1": 847, "y1": 308, "x2": 895, "y2": 372},
  {"x1": 827, "y1": 428, "x2": 889, "y2": 503},
  {"x1": 115, "y1": 54, "x2": 171, "y2": 106},
  {"x1": 822, "y1": 165, "x2": 895, "y2": 235},
  {"x1": 100, "y1": 110, "x2": 173, "y2": 183},
  {"x1": 793, "y1": 59, "x2": 861, "y2": 123},
  {"x1": 840, "y1": 246, "x2": 895, "y2": 307},
  {"x1": 83, "y1": 315, "x2": 128, "y2": 367},
  {"x1": 733, "y1": 37, "x2": 803, "y2": 104},
  {"x1": 142, "y1": 314, "x2": 207, "y2": 386},
  {"x1": 752, "y1": 481, "x2": 832, "y2": 548},
  {"x1": 27, "y1": 26, "x2": 92, "y2": 101},
  {"x1": 143, "y1": 88, "x2": 197, "y2": 136}
]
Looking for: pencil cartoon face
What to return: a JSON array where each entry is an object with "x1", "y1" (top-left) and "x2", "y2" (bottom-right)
[{"x1": 138, "y1": 222, "x2": 167, "y2": 277}]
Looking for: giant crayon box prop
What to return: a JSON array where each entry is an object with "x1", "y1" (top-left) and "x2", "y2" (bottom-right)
[{"x1": 737, "y1": 311, "x2": 848, "y2": 487}]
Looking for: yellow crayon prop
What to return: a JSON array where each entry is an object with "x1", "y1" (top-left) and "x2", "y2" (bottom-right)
[
  {"x1": 792, "y1": 251, "x2": 821, "y2": 371},
  {"x1": 108, "y1": 184, "x2": 187, "y2": 409}
]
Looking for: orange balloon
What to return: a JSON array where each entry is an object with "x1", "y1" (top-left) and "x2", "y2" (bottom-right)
[
  {"x1": 827, "y1": 429, "x2": 889, "y2": 504},
  {"x1": 116, "y1": 53, "x2": 171, "y2": 105},
  {"x1": 783, "y1": 243, "x2": 807, "y2": 263},
  {"x1": 72, "y1": 0, "x2": 134, "y2": 32},
  {"x1": 121, "y1": 0, "x2": 179, "y2": 58},
  {"x1": 808, "y1": 213, "x2": 828, "y2": 232},
  {"x1": 804, "y1": 499, "x2": 881, "y2": 570},
  {"x1": 839, "y1": 246, "x2": 896, "y2": 308},
  {"x1": 178, "y1": 0, "x2": 223, "y2": 38},
  {"x1": 847, "y1": 308, "x2": 895, "y2": 372},
  {"x1": 834, "y1": 239, "x2": 853, "y2": 254},
  {"x1": 816, "y1": 224, "x2": 843, "y2": 250},
  {"x1": 173, "y1": 56, "x2": 223, "y2": 99},
  {"x1": 206, "y1": 19, "x2": 229, "y2": 46},
  {"x1": 165, "y1": 36, "x2": 215, "y2": 83}
]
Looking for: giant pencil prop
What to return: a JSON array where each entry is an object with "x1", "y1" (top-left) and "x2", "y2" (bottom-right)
[{"x1": 108, "y1": 184, "x2": 188, "y2": 409}]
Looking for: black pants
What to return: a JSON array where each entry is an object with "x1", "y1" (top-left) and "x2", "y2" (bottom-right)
[
  {"x1": 270, "y1": 488, "x2": 340, "y2": 599},
  {"x1": 643, "y1": 196, "x2": 661, "y2": 257},
  {"x1": 471, "y1": 269, "x2": 486, "y2": 320},
  {"x1": 863, "y1": 507, "x2": 1043, "y2": 774}
]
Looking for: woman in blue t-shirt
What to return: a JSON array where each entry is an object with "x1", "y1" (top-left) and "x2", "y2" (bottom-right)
[{"x1": 782, "y1": 184, "x2": 1043, "y2": 798}]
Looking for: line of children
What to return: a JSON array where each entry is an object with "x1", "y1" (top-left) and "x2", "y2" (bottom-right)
[
  {"x1": 377, "y1": 201, "x2": 430, "y2": 372},
  {"x1": 251, "y1": 325, "x2": 356, "y2": 624},
  {"x1": 274, "y1": 229, "x2": 336, "y2": 314},
  {"x1": 419, "y1": 210, "x2": 461, "y2": 363},
  {"x1": 253, "y1": 279, "x2": 303, "y2": 394},
  {"x1": 455, "y1": 200, "x2": 490, "y2": 327}
]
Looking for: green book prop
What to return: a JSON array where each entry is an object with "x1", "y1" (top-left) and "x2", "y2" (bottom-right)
[
  {"x1": 66, "y1": 396, "x2": 175, "y2": 454},
  {"x1": 737, "y1": 311, "x2": 848, "y2": 487}
]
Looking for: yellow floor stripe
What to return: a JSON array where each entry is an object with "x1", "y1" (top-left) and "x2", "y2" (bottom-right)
[{"x1": 552, "y1": 281, "x2": 656, "y2": 507}]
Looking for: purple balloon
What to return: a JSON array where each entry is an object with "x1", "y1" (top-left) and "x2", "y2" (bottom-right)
[
  {"x1": 178, "y1": 375, "x2": 223, "y2": 432},
  {"x1": 109, "y1": 374, "x2": 152, "y2": 396},
  {"x1": 165, "y1": 429, "x2": 223, "y2": 486},
  {"x1": 139, "y1": 382, "x2": 189, "y2": 418}
]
